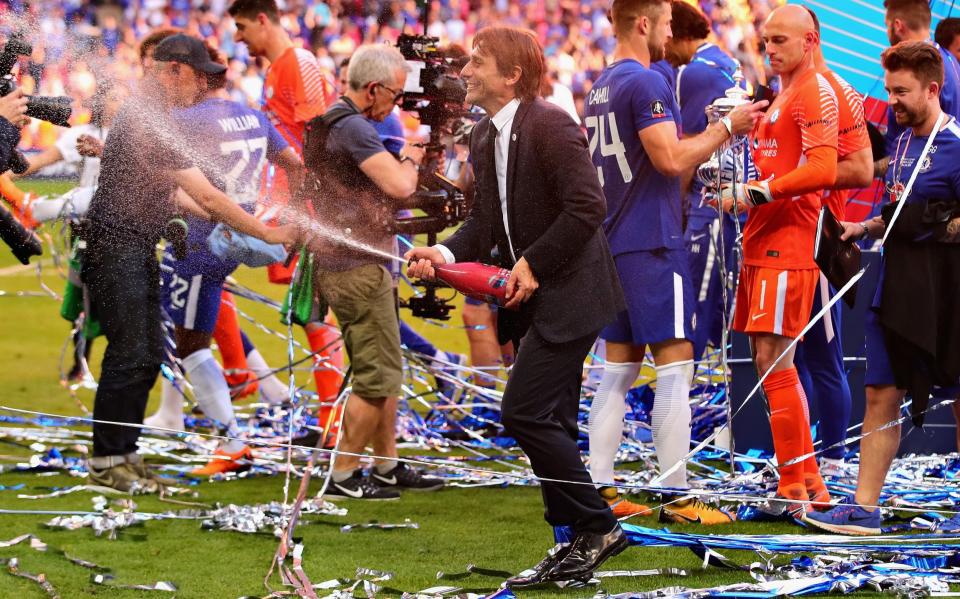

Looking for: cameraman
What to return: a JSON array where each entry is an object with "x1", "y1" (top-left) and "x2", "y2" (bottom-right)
[
  {"x1": 0, "y1": 89, "x2": 27, "y2": 171},
  {"x1": 306, "y1": 44, "x2": 443, "y2": 499}
]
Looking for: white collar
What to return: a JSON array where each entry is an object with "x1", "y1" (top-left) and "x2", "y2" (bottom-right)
[{"x1": 491, "y1": 98, "x2": 521, "y2": 133}]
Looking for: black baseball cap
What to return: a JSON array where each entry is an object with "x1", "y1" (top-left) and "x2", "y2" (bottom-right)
[{"x1": 153, "y1": 34, "x2": 227, "y2": 75}]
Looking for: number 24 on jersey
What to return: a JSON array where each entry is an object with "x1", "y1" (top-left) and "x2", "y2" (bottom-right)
[{"x1": 585, "y1": 112, "x2": 632, "y2": 187}]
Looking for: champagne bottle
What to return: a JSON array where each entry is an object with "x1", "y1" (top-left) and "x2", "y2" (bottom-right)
[{"x1": 433, "y1": 262, "x2": 513, "y2": 308}]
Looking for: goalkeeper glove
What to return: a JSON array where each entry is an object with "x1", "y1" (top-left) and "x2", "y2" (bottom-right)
[{"x1": 720, "y1": 180, "x2": 773, "y2": 209}]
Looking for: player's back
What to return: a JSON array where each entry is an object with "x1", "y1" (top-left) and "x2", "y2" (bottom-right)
[
  {"x1": 263, "y1": 46, "x2": 335, "y2": 150},
  {"x1": 651, "y1": 59, "x2": 677, "y2": 96},
  {"x1": 584, "y1": 59, "x2": 684, "y2": 256},
  {"x1": 178, "y1": 98, "x2": 287, "y2": 205},
  {"x1": 745, "y1": 68, "x2": 838, "y2": 270},
  {"x1": 678, "y1": 44, "x2": 739, "y2": 135},
  {"x1": 679, "y1": 44, "x2": 741, "y2": 225}
]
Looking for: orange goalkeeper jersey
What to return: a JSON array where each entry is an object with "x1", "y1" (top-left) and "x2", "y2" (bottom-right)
[
  {"x1": 260, "y1": 46, "x2": 336, "y2": 282},
  {"x1": 820, "y1": 68, "x2": 870, "y2": 220},
  {"x1": 744, "y1": 68, "x2": 839, "y2": 269},
  {"x1": 263, "y1": 46, "x2": 336, "y2": 152}
]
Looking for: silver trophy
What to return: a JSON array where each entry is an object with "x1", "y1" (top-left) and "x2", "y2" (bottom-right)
[
  {"x1": 693, "y1": 67, "x2": 754, "y2": 472},
  {"x1": 697, "y1": 68, "x2": 752, "y2": 190}
]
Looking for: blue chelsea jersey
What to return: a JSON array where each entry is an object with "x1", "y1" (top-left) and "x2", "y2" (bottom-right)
[
  {"x1": 174, "y1": 98, "x2": 289, "y2": 242},
  {"x1": 175, "y1": 98, "x2": 288, "y2": 206},
  {"x1": 677, "y1": 43, "x2": 742, "y2": 226},
  {"x1": 885, "y1": 117, "x2": 960, "y2": 208},
  {"x1": 584, "y1": 59, "x2": 684, "y2": 255},
  {"x1": 873, "y1": 116, "x2": 960, "y2": 308}
]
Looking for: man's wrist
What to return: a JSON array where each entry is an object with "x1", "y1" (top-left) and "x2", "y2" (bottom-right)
[
  {"x1": 399, "y1": 155, "x2": 419, "y2": 170},
  {"x1": 859, "y1": 221, "x2": 870, "y2": 240}
]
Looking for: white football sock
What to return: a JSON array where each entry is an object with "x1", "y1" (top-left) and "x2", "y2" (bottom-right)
[
  {"x1": 588, "y1": 361, "x2": 641, "y2": 486},
  {"x1": 144, "y1": 377, "x2": 184, "y2": 430},
  {"x1": 183, "y1": 349, "x2": 243, "y2": 453},
  {"x1": 30, "y1": 187, "x2": 93, "y2": 222},
  {"x1": 245, "y1": 348, "x2": 288, "y2": 404},
  {"x1": 584, "y1": 339, "x2": 606, "y2": 390},
  {"x1": 652, "y1": 359, "x2": 694, "y2": 490}
]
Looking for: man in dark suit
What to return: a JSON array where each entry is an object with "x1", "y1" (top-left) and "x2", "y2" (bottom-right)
[{"x1": 406, "y1": 26, "x2": 627, "y2": 584}]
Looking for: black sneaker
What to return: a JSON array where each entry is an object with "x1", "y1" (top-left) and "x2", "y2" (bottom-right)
[
  {"x1": 326, "y1": 470, "x2": 400, "y2": 500},
  {"x1": 371, "y1": 462, "x2": 445, "y2": 492}
]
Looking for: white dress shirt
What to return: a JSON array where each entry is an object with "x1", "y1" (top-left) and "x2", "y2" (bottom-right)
[{"x1": 436, "y1": 98, "x2": 521, "y2": 265}]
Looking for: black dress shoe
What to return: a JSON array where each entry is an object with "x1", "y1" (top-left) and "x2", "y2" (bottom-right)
[
  {"x1": 546, "y1": 525, "x2": 628, "y2": 581},
  {"x1": 504, "y1": 543, "x2": 571, "y2": 588}
]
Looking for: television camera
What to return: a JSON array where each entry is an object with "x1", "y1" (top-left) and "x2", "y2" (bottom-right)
[{"x1": 393, "y1": 32, "x2": 473, "y2": 320}]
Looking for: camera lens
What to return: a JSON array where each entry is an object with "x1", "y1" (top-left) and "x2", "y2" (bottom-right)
[{"x1": 25, "y1": 95, "x2": 72, "y2": 127}]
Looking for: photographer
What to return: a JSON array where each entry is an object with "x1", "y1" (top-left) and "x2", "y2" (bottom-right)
[
  {"x1": 305, "y1": 44, "x2": 443, "y2": 500},
  {"x1": 81, "y1": 34, "x2": 299, "y2": 494}
]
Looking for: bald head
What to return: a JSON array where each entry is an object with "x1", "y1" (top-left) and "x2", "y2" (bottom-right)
[
  {"x1": 766, "y1": 4, "x2": 817, "y2": 37},
  {"x1": 762, "y1": 4, "x2": 818, "y2": 79}
]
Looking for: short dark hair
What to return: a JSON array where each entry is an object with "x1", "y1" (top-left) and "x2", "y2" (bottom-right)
[
  {"x1": 802, "y1": 5, "x2": 821, "y2": 35},
  {"x1": 882, "y1": 40, "x2": 944, "y2": 89},
  {"x1": 610, "y1": 0, "x2": 671, "y2": 38},
  {"x1": 670, "y1": 1, "x2": 710, "y2": 41},
  {"x1": 139, "y1": 28, "x2": 180, "y2": 64},
  {"x1": 228, "y1": 0, "x2": 280, "y2": 23},
  {"x1": 472, "y1": 27, "x2": 544, "y2": 103},
  {"x1": 883, "y1": 0, "x2": 932, "y2": 31},
  {"x1": 935, "y1": 17, "x2": 960, "y2": 49}
]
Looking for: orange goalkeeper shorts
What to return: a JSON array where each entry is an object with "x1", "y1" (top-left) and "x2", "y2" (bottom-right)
[{"x1": 733, "y1": 265, "x2": 818, "y2": 339}]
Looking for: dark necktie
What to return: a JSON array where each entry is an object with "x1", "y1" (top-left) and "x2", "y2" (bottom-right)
[
  {"x1": 486, "y1": 121, "x2": 513, "y2": 262},
  {"x1": 487, "y1": 121, "x2": 499, "y2": 188},
  {"x1": 486, "y1": 121, "x2": 501, "y2": 211}
]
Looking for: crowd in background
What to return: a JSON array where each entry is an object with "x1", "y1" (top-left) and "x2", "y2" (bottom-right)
[{"x1": 0, "y1": 0, "x2": 777, "y2": 151}]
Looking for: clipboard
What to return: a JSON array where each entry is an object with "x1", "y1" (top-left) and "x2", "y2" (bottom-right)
[{"x1": 814, "y1": 207, "x2": 861, "y2": 308}]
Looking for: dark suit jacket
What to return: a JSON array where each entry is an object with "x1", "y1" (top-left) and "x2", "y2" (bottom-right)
[{"x1": 443, "y1": 98, "x2": 625, "y2": 345}]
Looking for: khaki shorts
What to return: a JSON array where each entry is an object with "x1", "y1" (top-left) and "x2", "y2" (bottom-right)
[{"x1": 315, "y1": 263, "x2": 402, "y2": 399}]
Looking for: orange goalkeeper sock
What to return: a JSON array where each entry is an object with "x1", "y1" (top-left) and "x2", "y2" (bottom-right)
[
  {"x1": 306, "y1": 314, "x2": 344, "y2": 444},
  {"x1": 0, "y1": 174, "x2": 36, "y2": 228},
  {"x1": 763, "y1": 367, "x2": 809, "y2": 496},
  {"x1": 797, "y1": 382, "x2": 830, "y2": 506},
  {"x1": 213, "y1": 291, "x2": 258, "y2": 399},
  {"x1": 305, "y1": 313, "x2": 344, "y2": 401},
  {"x1": 0, "y1": 173, "x2": 26, "y2": 206}
]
